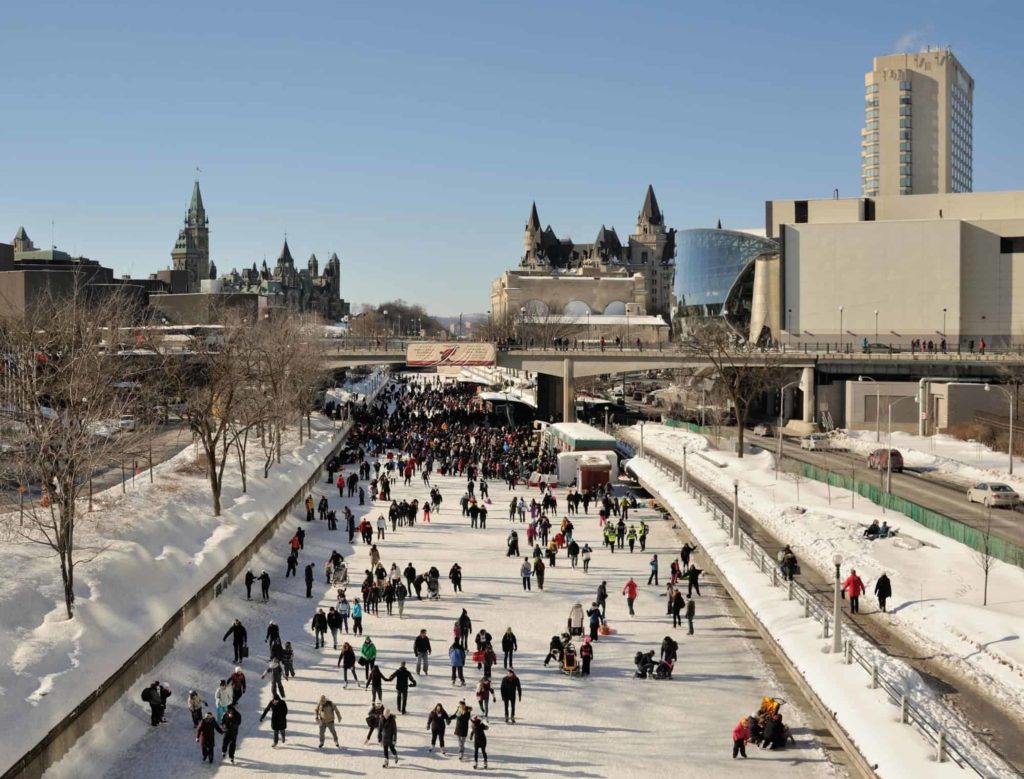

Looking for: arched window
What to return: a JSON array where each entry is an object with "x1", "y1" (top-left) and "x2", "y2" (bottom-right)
[
  {"x1": 603, "y1": 301, "x2": 626, "y2": 315},
  {"x1": 563, "y1": 300, "x2": 592, "y2": 316},
  {"x1": 522, "y1": 300, "x2": 550, "y2": 317}
]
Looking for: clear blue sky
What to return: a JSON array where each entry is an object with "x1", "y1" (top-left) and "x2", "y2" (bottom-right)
[{"x1": 3, "y1": 1, "x2": 1023, "y2": 315}]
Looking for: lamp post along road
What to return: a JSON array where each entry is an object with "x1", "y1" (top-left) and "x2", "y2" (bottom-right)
[
  {"x1": 832, "y1": 554, "x2": 843, "y2": 654},
  {"x1": 874, "y1": 309, "x2": 879, "y2": 344},
  {"x1": 731, "y1": 479, "x2": 740, "y2": 545},
  {"x1": 838, "y1": 305, "x2": 844, "y2": 352},
  {"x1": 986, "y1": 384, "x2": 1015, "y2": 475},
  {"x1": 776, "y1": 380, "x2": 800, "y2": 477}
]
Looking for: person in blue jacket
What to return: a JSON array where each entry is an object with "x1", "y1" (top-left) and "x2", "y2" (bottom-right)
[{"x1": 449, "y1": 640, "x2": 466, "y2": 686}]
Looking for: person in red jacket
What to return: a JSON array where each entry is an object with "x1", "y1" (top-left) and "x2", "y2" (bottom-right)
[
  {"x1": 842, "y1": 569, "x2": 866, "y2": 614},
  {"x1": 731, "y1": 717, "x2": 750, "y2": 759},
  {"x1": 622, "y1": 578, "x2": 638, "y2": 616}
]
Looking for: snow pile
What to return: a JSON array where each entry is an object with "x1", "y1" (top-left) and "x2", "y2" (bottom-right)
[
  {"x1": 622, "y1": 425, "x2": 1024, "y2": 748},
  {"x1": 836, "y1": 429, "x2": 1024, "y2": 492},
  {"x1": 48, "y1": 435, "x2": 836, "y2": 778},
  {"x1": 0, "y1": 373, "x2": 384, "y2": 775},
  {"x1": 629, "y1": 456, "x2": 1016, "y2": 779}
]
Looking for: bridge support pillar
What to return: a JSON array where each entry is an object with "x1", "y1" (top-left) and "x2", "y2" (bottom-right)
[
  {"x1": 562, "y1": 358, "x2": 575, "y2": 423},
  {"x1": 801, "y1": 366, "x2": 815, "y2": 423}
]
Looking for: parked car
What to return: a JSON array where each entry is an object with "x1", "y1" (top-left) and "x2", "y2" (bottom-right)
[
  {"x1": 800, "y1": 434, "x2": 830, "y2": 451},
  {"x1": 752, "y1": 423, "x2": 773, "y2": 437},
  {"x1": 966, "y1": 482, "x2": 1020, "y2": 508},
  {"x1": 867, "y1": 448, "x2": 904, "y2": 473}
]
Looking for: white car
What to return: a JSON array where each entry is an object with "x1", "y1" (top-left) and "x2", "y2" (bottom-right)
[
  {"x1": 966, "y1": 482, "x2": 1019, "y2": 508},
  {"x1": 118, "y1": 415, "x2": 137, "y2": 432},
  {"x1": 800, "y1": 434, "x2": 830, "y2": 451}
]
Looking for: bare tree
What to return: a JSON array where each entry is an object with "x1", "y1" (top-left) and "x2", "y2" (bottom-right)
[
  {"x1": 975, "y1": 506, "x2": 998, "y2": 606},
  {"x1": 681, "y1": 318, "x2": 792, "y2": 457},
  {"x1": 0, "y1": 286, "x2": 161, "y2": 618}
]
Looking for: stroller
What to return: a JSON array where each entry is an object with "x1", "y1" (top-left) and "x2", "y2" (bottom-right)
[
  {"x1": 561, "y1": 643, "x2": 581, "y2": 677},
  {"x1": 426, "y1": 575, "x2": 440, "y2": 600}
]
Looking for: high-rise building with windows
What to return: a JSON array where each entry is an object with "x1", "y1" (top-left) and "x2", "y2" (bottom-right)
[{"x1": 861, "y1": 49, "x2": 973, "y2": 197}]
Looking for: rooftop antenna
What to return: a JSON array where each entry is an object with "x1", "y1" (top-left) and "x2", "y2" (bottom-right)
[{"x1": 51, "y1": 219, "x2": 55, "y2": 249}]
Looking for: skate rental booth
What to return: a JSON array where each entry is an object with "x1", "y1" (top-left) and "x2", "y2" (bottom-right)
[{"x1": 543, "y1": 422, "x2": 619, "y2": 487}]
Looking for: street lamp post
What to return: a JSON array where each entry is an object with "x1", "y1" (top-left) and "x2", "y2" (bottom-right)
[
  {"x1": 942, "y1": 308, "x2": 948, "y2": 342},
  {"x1": 731, "y1": 479, "x2": 740, "y2": 545},
  {"x1": 985, "y1": 384, "x2": 1015, "y2": 475},
  {"x1": 787, "y1": 308, "x2": 792, "y2": 350},
  {"x1": 639, "y1": 420, "x2": 645, "y2": 457},
  {"x1": 776, "y1": 380, "x2": 799, "y2": 478},
  {"x1": 838, "y1": 305, "x2": 844, "y2": 353},
  {"x1": 886, "y1": 395, "x2": 918, "y2": 492},
  {"x1": 874, "y1": 310, "x2": 879, "y2": 344},
  {"x1": 832, "y1": 553, "x2": 843, "y2": 654},
  {"x1": 858, "y1": 376, "x2": 881, "y2": 443}
]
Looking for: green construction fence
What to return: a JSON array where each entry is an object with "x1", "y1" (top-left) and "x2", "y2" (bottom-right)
[
  {"x1": 801, "y1": 463, "x2": 1024, "y2": 570},
  {"x1": 663, "y1": 418, "x2": 712, "y2": 435}
]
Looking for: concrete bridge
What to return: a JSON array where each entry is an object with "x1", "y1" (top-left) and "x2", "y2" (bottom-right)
[{"x1": 321, "y1": 340, "x2": 1024, "y2": 423}]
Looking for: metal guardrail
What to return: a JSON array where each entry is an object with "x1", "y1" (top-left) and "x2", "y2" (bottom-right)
[{"x1": 631, "y1": 446, "x2": 999, "y2": 777}]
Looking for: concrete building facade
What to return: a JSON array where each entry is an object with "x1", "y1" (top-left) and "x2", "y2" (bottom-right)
[
  {"x1": 862, "y1": 49, "x2": 973, "y2": 197},
  {"x1": 766, "y1": 190, "x2": 1024, "y2": 350}
]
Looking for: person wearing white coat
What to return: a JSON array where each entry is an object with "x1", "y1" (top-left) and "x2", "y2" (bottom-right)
[{"x1": 568, "y1": 602, "x2": 585, "y2": 637}]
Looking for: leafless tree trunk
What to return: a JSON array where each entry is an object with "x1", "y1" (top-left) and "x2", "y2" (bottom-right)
[
  {"x1": 976, "y1": 507, "x2": 998, "y2": 606},
  {"x1": 0, "y1": 284, "x2": 161, "y2": 618}
]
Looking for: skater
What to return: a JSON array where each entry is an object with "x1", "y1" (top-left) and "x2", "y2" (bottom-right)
[
  {"x1": 260, "y1": 657, "x2": 286, "y2": 699},
  {"x1": 315, "y1": 695, "x2": 342, "y2": 748},
  {"x1": 471, "y1": 714, "x2": 489, "y2": 769},
  {"x1": 580, "y1": 636, "x2": 594, "y2": 675},
  {"x1": 520, "y1": 557, "x2": 532, "y2": 590},
  {"x1": 685, "y1": 564, "x2": 703, "y2": 598},
  {"x1": 142, "y1": 680, "x2": 171, "y2": 726},
  {"x1": 533, "y1": 556, "x2": 545, "y2": 590},
  {"x1": 327, "y1": 606, "x2": 342, "y2": 649},
  {"x1": 449, "y1": 563, "x2": 463, "y2": 593},
  {"x1": 843, "y1": 569, "x2": 866, "y2": 614},
  {"x1": 360, "y1": 636, "x2": 378, "y2": 680},
  {"x1": 622, "y1": 577, "x2": 638, "y2": 616},
  {"x1": 875, "y1": 572, "x2": 892, "y2": 613},
  {"x1": 458, "y1": 609, "x2": 472, "y2": 649},
  {"x1": 501, "y1": 627, "x2": 517, "y2": 668},
  {"x1": 586, "y1": 603, "x2": 602, "y2": 641},
  {"x1": 449, "y1": 640, "x2": 466, "y2": 686},
  {"x1": 427, "y1": 703, "x2": 451, "y2": 754},
  {"x1": 312, "y1": 608, "x2": 328, "y2": 648},
  {"x1": 186, "y1": 689, "x2": 207, "y2": 727},
  {"x1": 500, "y1": 669, "x2": 522, "y2": 723},
  {"x1": 648, "y1": 554, "x2": 659, "y2": 586},
  {"x1": 282, "y1": 641, "x2": 295, "y2": 678},
  {"x1": 582, "y1": 543, "x2": 592, "y2": 572},
  {"x1": 222, "y1": 619, "x2": 248, "y2": 663},
  {"x1": 596, "y1": 581, "x2": 608, "y2": 617},
  {"x1": 732, "y1": 717, "x2": 749, "y2": 759},
  {"x1": 670, "y1": 589, "x2": 684, "y2": 628},
  {"x1": 337, "y1": 641, "x2": 357, "y2": 685},
  {"x1": 686, "y1": 596, "x2": 696, "y2": 635},
  {"x1": 195, "y1": 711, "x2": 223, "y2": 763},
  {"x1": 366, "y1": 664, "x2": 386, "y2": 703},
  {"x1": 680, "y1": 542, "x2": 695, "y2": 569},
  {"x1": 229, "y1": 666, "x2": 246, "y2": 704},
  {"x1": 453, "y1": 700, "x2": 473, "y2": 760},
  {"x1": 305, "y1": 563, "x2": 315, "y2": 598},
  {"x1": 259, "y1": 570, "x2": 271, "y2": 601},
  {"x1": 214, "y1": 679, "x2": 232, "y2": 722},
  {"x1": 244, "y1": 570, "x2": 255, "y2": 600},
  {"x1": 387, "y1": 661, "x2": 417, "y2": 714},
  {"x1": 365, "y1": 701, "x2": 384, "y2": 744},
  {"x1": 414, "y1": 628, "x2": 432, "y2": 674},
  {"x1": 568, "y1": 602, "x2": 585, "y2": 637},
  {"x1": 380, "y1": 708, "x2": 399, "y2": 767},
  {"x1": 352, "y1": 598, "x2": 364, "y2": 635},
  {"x1": 260, "y1": 694, "x2": 289, "y2": 747},
  {"x1": 220, "y1": 704, "x2": 241, "y2": 764}
]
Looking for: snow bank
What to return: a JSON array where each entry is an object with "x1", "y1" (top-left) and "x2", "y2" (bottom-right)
[{"x1": 629, "y1": 456, "x2": 1015, "y2": 778}]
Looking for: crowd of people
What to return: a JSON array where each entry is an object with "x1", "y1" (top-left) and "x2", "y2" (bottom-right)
[{"x1": 143, "y1": 375, "x2": 743, "y2": 770}]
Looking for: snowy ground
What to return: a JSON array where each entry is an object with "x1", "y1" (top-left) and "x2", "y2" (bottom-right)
[
  {"x1": 621, "y1": 424, "x2": 1024, "y2": 776},
  {"x1": 47, "y1": 418, "x2": 838, "y2": 776},
  {"x1": 836, "y1": 429, "x2": 1024, "y2": 492},
  {"x1": 0, "y1": 370, "x2": 385, "y2": 775}
]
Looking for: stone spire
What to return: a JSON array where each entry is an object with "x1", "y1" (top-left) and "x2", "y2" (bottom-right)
[
  {"x1": 638, "y1": 185, "x2": 663, "y2": 227},
  {"x1": 188, "y1": 180, "x2": 207, "y2": 227},
  {"x1": 526, "y1": 202, "x2": 541, "y2": 233}
]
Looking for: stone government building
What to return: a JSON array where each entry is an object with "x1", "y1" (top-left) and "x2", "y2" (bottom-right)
[{"x1": 0, "y1": 182, "x2": 349, "y2": 322}]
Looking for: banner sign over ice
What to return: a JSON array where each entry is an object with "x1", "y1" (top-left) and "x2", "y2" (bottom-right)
[{"x1": 406, "y1": 342, "x2": 496, "y2": 367}]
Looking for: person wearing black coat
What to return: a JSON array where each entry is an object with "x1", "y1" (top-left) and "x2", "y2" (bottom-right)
[
  {"x1": 195, "y1": 712, "x2": 223, "y2": 763},
  {"x1": 380, "y1": 708, "x2": 399, "y2": 767},
  {"x1": 143, "y1": 681, "x2": 171, "y2": 726},
  {"x1": 427, "y1": 703, "x2": 451, "y2": 753},
  {"x1": 220, "y1": 705, "x2": 241, "y2": 763},
  {"x1": 244, "y1": 570, "x2": 255, "y2": 600},
  {"x1": 260, "y1": 695, "x2": 288, "y2": 747},
  {"x1": 312, "y1": 609, "x2": 328, "y2": 648},
  {"x1": 449, "y1": 563, "x2": 463, "y2": 593},
  {"x1": 413, "y1": 629, "x2": 432, "y2": 675},
  {"x1": 499, "y1": 669, "x2": 522, "y2": 723},
  {"x1": 501, "y1": 628, "x2": 517, "y2": 669},
  {"x1": 337, "y1": 642, "x2": 357, "y2": 685},
  {"x1": 685, "y1": 565, "x2": 703, "y2": 597},
  {"x1": 266, "y1": 621, "x2": 280, "y2": 645},
  {"x1": 305, "y1": 564, "x2": 315, "y2": 598},
  {"x1": 386, "y1": 661, "x2": 418, "y2": 713},
  {"x1": 670, "y1": 590, "x2": 685, "y2": 628},
  {"x1": 366, "y1": 665, "x2": 386, "y2": 703},
  {"x1": 470, "y1": 716, "x2": 489, "y2": 769},
  {"x1": 458, "y1": 609, "x2": 472, "y2": 649},
  {"x1": 222, "y1": 620, "x2": 248, "y2": 662},
  {"x1": 874, "y1": 573, "x2": 892, "y2": 612}
]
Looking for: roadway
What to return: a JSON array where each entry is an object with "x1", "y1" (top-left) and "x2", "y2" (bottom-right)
[{"x1": 758, "y1": 434, "x2": 1024, "y2": 551}]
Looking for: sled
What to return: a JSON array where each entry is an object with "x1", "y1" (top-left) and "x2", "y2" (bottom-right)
[{"x1": 598, "y1": 623, "x2": 615, "y2": 636}]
